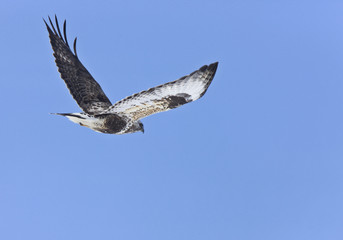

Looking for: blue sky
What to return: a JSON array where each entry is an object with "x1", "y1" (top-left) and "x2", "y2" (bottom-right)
[{"x1": 1, "y1": 0, "x2": 343, "y2": 239}]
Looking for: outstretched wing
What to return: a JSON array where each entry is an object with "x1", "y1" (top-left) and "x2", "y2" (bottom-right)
[
  {"x1": 105, "y1": 62, "x2": 218, "y2": 121},
  {"x1": 44, "y1": 16, "x2": 112, "y2": 114}
]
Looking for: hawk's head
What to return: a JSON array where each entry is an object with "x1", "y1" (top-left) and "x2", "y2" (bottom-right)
[{"x1": 125, "y1": 121, "x2": 144, "y2": 134}]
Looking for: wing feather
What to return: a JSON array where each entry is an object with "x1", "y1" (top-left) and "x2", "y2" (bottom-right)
[
  {"x1": 106, "y1": 62, "x2": 218, "y2": 121},
  {"x1": 44, "y1": 16, "x2": 112, "y2": 114}
]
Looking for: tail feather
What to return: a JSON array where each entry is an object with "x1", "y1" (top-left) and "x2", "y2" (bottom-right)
[{"x1": 51, "y1": 113, "x2": 86, "y2": 119}]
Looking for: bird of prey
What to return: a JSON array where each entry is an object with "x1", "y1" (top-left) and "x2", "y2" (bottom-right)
[{"x1": 44, "y1": 16, "x2": 218, "y2": 134}]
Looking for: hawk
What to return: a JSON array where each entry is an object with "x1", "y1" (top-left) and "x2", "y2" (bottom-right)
[{"x1": 44, "y1": 16, "x2": 218, "y2": 134}]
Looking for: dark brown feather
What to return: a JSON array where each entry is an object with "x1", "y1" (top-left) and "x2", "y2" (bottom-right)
[{"x1": 44, "y1": 16, "x2": 112, "y2": 114}]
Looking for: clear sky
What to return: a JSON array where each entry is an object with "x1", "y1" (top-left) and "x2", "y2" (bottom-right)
[{"x1": 1, "y1": 0, "x2": 342, "y2": 239}]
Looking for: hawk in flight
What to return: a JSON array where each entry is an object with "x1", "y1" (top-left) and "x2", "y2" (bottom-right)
[{"x1": 44, "y1": 16, "x2": 218, "y2": 134}]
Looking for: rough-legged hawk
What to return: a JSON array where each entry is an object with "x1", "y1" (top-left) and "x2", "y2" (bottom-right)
[{"x1": 44, "y1": 16, "x2": 218, "y2": 134}]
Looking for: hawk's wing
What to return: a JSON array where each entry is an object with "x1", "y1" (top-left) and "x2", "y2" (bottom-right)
[
  {"x1": 105, "y1": 62, "x2": 218, "y2": 121},
  {"x1": 44, "y1": 16, "x2": 112, "y2": 114}
]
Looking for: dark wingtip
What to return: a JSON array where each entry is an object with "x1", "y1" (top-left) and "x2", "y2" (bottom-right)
[
  {"x1": 208, "y1": 62, "x2": 218, "y2": 73},
  {"x1": 45, "y1": 15, "x2": 76, "y2": 54},
  {"x1": 43, "y1": 18, "x2": 50, "y2": 33},
  {"x1": 73, "y1": 37, "x2": 78, "y2": 57},
  {"x1": 63, "y1": 20, "x2": 69, "y2": 47},
  {"x1": 54, "y1": 15, "x2": 63, "y2": 39},
  {"x1": 47, "y1": 15, "x2": 58, "y2": 35},
  {"x1": 198, "y1": 61, "x2": 218, "y2": 98},
  {"x1": 43, "y1": 17, "x2": 48, "y2": 26},
  {"x1": 199, "y1": 62, "x2": 219, "y2": 72}
]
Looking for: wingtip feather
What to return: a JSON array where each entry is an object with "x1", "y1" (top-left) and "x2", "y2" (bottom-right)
[
  {"x1": 73, "y1": 37, "x2": 78, "y2": 57},
  {"x1": 55, "y1": 15, "x2": 63, "y2": 39},
  {"x1": 63, "y1": 20, "x2": 70, "y2": 47},
  {"x1": 208, "y1": 62, "x2": 218, "y2": 73}
]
